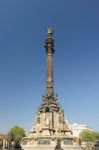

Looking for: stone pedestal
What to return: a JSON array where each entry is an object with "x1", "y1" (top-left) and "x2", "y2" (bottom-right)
[{"x1": 22, "y1": 137, "x2": 82, "y2": 150}]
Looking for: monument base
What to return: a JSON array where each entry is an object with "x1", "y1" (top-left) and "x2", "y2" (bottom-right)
[
  {"x1": 22, "y1": 146, "x2": 82, "y2": 150},
  {"x1": 21, "y1": 137, "x2": 83, "y2": 150}
]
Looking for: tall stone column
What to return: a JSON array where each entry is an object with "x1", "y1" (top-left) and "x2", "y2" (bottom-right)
[{"x1": 45, "y1": 28, "x2": 54, "y2": 97}]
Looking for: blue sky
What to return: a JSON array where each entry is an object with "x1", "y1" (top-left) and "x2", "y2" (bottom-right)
[{"x1": 0, "y1": 0, "x2": 99, "y2": 134}]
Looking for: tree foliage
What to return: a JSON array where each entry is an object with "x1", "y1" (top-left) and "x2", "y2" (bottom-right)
[
  {"x1": 79, "y1": 130, "x2": 99, "y2": 142},
  {"x1": 7, "y1": 125, "x2": 26, "y2": 141}
]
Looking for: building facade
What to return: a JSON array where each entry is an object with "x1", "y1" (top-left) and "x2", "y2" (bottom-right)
[{"x1": 69, "y1": 123, "x2": 93, "y2": 137}]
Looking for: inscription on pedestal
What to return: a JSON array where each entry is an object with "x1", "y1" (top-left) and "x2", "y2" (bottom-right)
[
  {"x1": 37, "y1": 139, "x2": 50, "y2": 145},
  {"x1": 63, "y1": 139, "x2": 73, "y2": 145}
]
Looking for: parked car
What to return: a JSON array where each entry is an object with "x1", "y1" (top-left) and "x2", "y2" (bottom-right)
[{"x1": 92, "y1": 141, "x2": 99, "y2": 150}]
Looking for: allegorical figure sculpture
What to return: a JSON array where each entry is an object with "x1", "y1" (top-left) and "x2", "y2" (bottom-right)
[{"x1": 55, "y1": 138, "x2": 64, "y2": 150}]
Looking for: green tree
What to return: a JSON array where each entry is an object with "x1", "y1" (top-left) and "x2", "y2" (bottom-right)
[
  {"x1": 7, "y1": 125, "x2": 26, "y2": 141},
  {"x1": 79, "y1": 130, "x2": 99, "y2": 142},
  {"x1": 93, "y1": 132, "x2": 99, "y2": 141}
]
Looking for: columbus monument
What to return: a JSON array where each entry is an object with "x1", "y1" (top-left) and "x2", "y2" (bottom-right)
[{"x1": 22, "y1": 29, "x2": 82, "y2": 150}]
